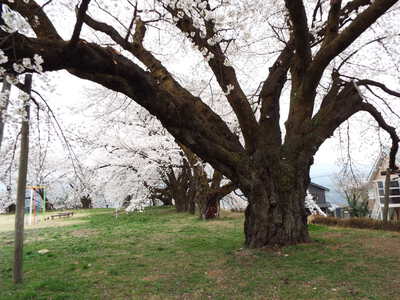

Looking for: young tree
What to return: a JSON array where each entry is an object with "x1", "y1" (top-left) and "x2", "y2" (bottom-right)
[
  {"x1": 1, "y1": 0, "x2": 400, "y2": 247},
  {"x1": 335, "y1": 169, "x2": 369, "y2": 217}
]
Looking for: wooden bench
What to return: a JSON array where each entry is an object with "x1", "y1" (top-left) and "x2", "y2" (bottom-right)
[{"x1": 46, "y1": 212, "x2": 74, "y2": 220}]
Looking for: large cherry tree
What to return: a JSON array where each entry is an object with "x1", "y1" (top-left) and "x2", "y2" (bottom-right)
[{"x1": 1, "y1": 0, "x2": 400, "y2": 247}]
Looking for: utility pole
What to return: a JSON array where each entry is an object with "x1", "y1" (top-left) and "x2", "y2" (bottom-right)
[
  {"x1": 0, "y1": 79, "x2": 11, "y2": 150},
  {"x1": 13, "y1": 74, "x2": 32, "y2": 284},
  {"x1": 383, "y1": 168, "x2": 390, "y2": 223}
]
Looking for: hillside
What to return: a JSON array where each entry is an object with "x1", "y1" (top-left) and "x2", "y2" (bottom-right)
[{"x1": 1, "y1": 208, "x2": 400, "y2": 299}]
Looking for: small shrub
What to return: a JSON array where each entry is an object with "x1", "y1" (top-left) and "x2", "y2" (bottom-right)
[{"x1": 312, "y1": 216, "x2": 400, "y2": 232}]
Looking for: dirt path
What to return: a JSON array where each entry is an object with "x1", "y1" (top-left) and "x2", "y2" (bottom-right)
[{"x1": 0, "y1": 211, "x2": 90, "y2": 233}]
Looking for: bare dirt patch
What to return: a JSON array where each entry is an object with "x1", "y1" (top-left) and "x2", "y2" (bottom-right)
[
  {"x1": 360, "y1": 235, "x2": 400, "y2": 255},
  {"x1": 0, "y1": 214, "x2": 16, "y2": 232},
  {"x1": 206, "y1": 269, "x2": 225, "y2": 283},
  {"x1": 319, "y1": 231, "x2": 345, "y2": 239},
  {"x1": 201, "y1": 219, "x2": 236, "y2": 229},
  {"x1": 0, "y1": 211, "x2": 90, "y2": 233}
]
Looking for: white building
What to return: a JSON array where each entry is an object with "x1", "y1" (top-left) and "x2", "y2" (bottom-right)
[{"x1": 367, "y1": 153, "x2": 400, "y2": 220}]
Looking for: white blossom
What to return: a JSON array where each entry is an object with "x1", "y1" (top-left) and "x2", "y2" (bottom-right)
[
  {"x1": 0, "y1": 50, "x2": 8, "y2": 64},
  {"x1": 0, "y1": 91, "x2": 10, "y2": 108},
  {"x1": 204, "y1": 52, "x2": 214, "y2": 62},
  {"x1": 224, "y1": 84, "x2": 234, "y2": 96},
  {"x1": 34, "y1": 54, "x2": 44, "y2": 65},
  {"x1": 177, "y1": 11, "x2": 184, "y2": 19},
  {"x1": 22, "y1": 58, "x2": 33, "y2": 69},
  {"x1": 13, "y1": 63, "x2": 25, "y2": 73},
  {"x1": 33, "y1": 64, "x2": 43, "y2": 73},
  {"x1": 18, "y1": 92, "x2": 30, "y2": 102},
  {"x1": 33, "y1": 15, "x2": 40, "y2": 27},
  {"x1": 223, "y1": 59, "x2": 232, "y2": 67},
  {"x1": 5, "y1": 75, "x2": 18, "y2": 85},
  {"x1": 305, "y1": 191, "x2": 327, "y2": 217}
]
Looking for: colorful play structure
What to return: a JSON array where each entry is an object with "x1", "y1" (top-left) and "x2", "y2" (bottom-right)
[{"x1": 25, "y1": 185, "x2": 47, "y2": 225}]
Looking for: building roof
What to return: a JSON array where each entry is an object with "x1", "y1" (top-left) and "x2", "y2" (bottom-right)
[
  {"x1": 310, "y1": 182, "x2": 330, "y2": 192},
  {"x1": 367, "y1": 152, "x2": 387, "y2": 183},
  {"x1": 367, "y1": 150, "x2": 400, "y2": 183}
]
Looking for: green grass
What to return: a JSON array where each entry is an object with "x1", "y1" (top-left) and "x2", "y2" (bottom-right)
[{"x1": 1, "y1": 208, "x2": 400, "y2": 299}]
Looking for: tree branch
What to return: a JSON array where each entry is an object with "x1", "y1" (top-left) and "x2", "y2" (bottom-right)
[
  {"x1": 207, "y1": 182, "x2": 236, "y2": 203},
  {"x1": 312, "y1": 0, "x2": 372, "y2": 47},
  {"x1": 258, "y1": 40, "x2": 294, "y2": 146},
  {"x1": 321, "y1": 0, "x2": 342, "y2": 47},
  {"x1": 82, "y1": 15, "x2": 204, "y2": 102},
  {"x1": 165, "y1": 5, "x2": 259, "y2": 153},
  {"x1": 69, "y1": 0, "x2": 91, "y2": 47},
  {"x1": 357, "y1": 79, "x2": 400, "y2": 98},
  {"x1": 307, "y1": 82, "x2": 363, "y2": 154},
  {"x1": 308, "y1": 0, "x2": 398, "y2": 94},
  {"x1": 0, "y1": 28, "x2": 244, "y2": 180},
  {"x1": 284, "y1": 0, "x2": 312, "y2": 79},
  {"x1": 285, "y1": 0, "x2": 398, "y2": 144},
  {"x1": 360, "y1": 102, "x2": 399, "y2": 170},
  {"x1": 124, "y1": 2, "x2": 138, "y2": 42}
]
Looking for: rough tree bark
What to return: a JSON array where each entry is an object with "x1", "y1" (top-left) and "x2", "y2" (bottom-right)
[
  {"x1": 1, "y1": 0, "x2": 399, "y2": 247},
  {"x1": 242, "y1": 159, "x2": 311, "y2": 247}
]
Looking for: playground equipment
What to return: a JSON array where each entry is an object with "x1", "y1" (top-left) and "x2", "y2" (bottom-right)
[{"x1": 25, "y1": 185, "x2": 47, "y2": 225}]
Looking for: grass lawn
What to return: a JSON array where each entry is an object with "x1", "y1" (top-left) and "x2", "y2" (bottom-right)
[{"x1": 1, "y1": 207, "x2": 400, "y2": 299}]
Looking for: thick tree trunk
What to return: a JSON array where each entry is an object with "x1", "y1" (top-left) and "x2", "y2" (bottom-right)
[
  {"x1": 175, "y1": 189, "x2": 189, "y2": 212},
  {"x1": 187, "y1": 178, "x2": 196, "y2": 214},
  {"x1": 203, "y1": 197, "x2": 219, "y2": 219},
  {"x1": 242, "y1": 165, "x2": 310, "y2": 248},
  {"x1": 80, "y1": 195, "x2": 92, "y2": 209}
]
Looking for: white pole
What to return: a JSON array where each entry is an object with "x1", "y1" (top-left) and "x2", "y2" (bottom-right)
[{"x1": 29, "y1": 188, "x2": 33, "y2": 226}]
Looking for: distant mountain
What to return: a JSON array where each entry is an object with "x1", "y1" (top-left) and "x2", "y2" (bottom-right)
[{"x1": 310, "y1": 163, "x2": 346, "y2": 206}]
